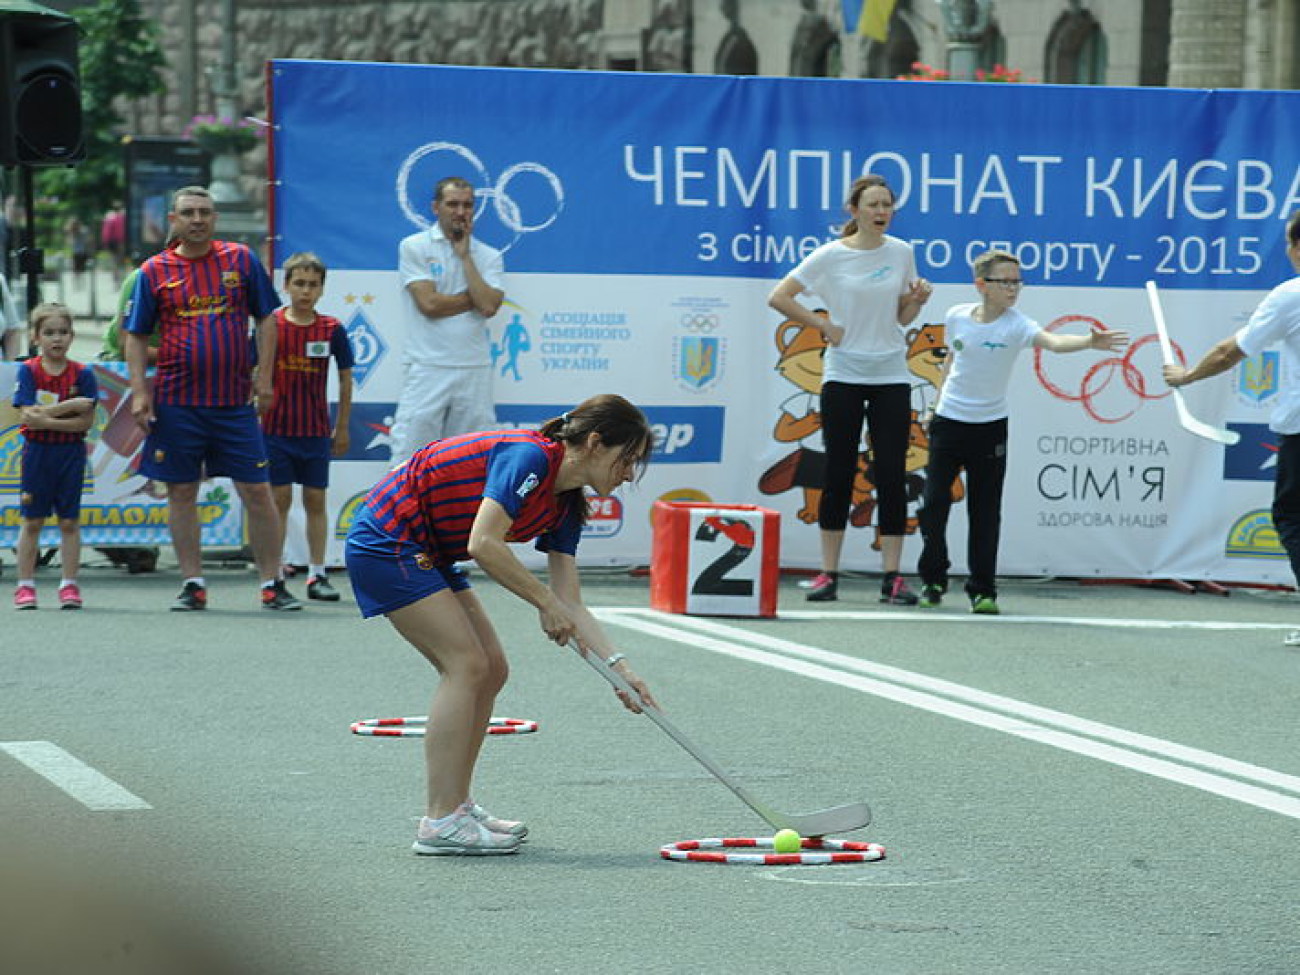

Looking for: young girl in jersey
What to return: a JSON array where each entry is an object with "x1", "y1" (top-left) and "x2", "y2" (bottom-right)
[
  {"x1": 12, "y1": 303, "x2": 99, "y2": 609},
  {"x1": 345, "y1": 393, "x2": 658, "y2": 855},
  {"x1": 768, "y1": 174, "x2": 933, "y2": 604}
]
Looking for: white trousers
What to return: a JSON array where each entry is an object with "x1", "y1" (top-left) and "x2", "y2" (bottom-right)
[{"x1": 389, "y1": 363, "x2": 495, "y2": 466}]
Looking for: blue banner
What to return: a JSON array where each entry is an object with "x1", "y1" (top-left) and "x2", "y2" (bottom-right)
[
  {"x1": 265, "y1": 62, "x2": 1300, "y2": 582},
  {"x1": 271, "y1": 61, "x2": 1300, "y2": 290}
]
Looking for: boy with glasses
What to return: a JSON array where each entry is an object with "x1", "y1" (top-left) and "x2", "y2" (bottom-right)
[{"x1": 916, "y1": 250, "x2": 1129, "y2": 614}]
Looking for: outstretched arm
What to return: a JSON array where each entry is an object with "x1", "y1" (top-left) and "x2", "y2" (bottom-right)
[
  {"x1": 1163, "y1": 335, "x2": 1245, "y2": 387},
  {"x1": 1035, "y1": 324, "x2": 1130, "y2": 355}
]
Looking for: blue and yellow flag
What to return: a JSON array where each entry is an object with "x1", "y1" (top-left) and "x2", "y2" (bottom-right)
[{"x1": 841, "y1": 0, "x2": 897, "y2": 42}]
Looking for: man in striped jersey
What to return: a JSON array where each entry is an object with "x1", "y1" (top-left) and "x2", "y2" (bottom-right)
[{"x1": 123, "y1": 186, "x2": 300, "y2": 612}]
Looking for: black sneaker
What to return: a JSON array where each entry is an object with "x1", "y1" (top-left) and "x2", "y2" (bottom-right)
[
  {"x1": 306, "y1": 575, "x2": 340, "y2": 601},
  {"x1": 171, "y1": 581, "x2": 207, "y2": 612},
  {"x1": 880, "y1": 574, "x2": 919, "y2": 606},
  {"x1": 805, "y1": 572, "x2": 839, "y2": 602},
  {"x1": 918, "y1": 583, "x2": 944, "y2": 608},
  {"x1": 261, "y1": 580, "x2": 303, "y2": 611}
]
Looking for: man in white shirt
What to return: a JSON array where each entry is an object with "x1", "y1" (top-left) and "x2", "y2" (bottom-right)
[
  {"x1": 391, "y1": 176, "x2": 506, "y2": 466},
  {"x1": 1164, "y1": 211, "x2": 1300, "y2": 645}
]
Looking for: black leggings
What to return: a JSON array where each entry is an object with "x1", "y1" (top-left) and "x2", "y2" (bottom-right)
[{"x1": 818, "y1": 380, "x2": 911, "y2": 535}]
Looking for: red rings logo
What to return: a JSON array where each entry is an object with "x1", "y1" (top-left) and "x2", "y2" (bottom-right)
[{"x1": 1033, "y1": 314, "x2": 1178, "y2": 424}]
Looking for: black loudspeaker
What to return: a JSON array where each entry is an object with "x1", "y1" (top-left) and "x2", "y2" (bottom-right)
[{"x1": 0, "y1": 10, "x2": 82, "y2": 166}]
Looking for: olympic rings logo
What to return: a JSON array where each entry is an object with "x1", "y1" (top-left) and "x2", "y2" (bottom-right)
[
  {"x1": 679, "y1": 313, "x2": 719, "y2": 332},
  {"x1": 395, "y1": 141, "x2": 565, "y2": 254},
  {"x1": 1033, "y1": 314, "x2": 1176, "y2": 424}
]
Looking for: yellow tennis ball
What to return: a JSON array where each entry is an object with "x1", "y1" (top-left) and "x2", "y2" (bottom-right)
[{"x1": 773, "y1": 829, "x2": 802, "y2": 853}]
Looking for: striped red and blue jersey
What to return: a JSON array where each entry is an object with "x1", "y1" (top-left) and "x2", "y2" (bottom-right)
[
  {"x1": 12, "y1": 357, "x2": 99, "y2": 444},
  {"x1": 261, "y1": 309, "x2": 354, "y2": 437},
  {"x1": 362, "y1": 430, "x2": 581, "y2": 562},
  {"x1": 123, "y1": 240, "x2": 279, "y2": 407}
]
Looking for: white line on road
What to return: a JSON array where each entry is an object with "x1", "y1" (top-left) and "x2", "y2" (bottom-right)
[
  {"x1": 596, "y1": 608, "x2": 1300, "y2": 821},
  {"x1": 0, "y1": 741, "x2": 152, "y2": 811},
  {"x1": 778, "y1": 609, "x2": 1295, "y2": 632}
]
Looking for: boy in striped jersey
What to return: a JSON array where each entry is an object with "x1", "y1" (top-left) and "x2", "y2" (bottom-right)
[
  {"x1": 123, "y1": 186, "x2": 299, "y2": 612},
  {"x1": 12, "y1": 303, "x2": 98, "y2": 609},
  {"x1": 264, "y1": 253, "x2": 354, "y2": 600}
]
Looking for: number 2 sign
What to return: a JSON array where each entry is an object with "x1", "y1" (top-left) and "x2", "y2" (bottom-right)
[{"x1": 650, "y1": 502, "x2": 780, "y2": 618}]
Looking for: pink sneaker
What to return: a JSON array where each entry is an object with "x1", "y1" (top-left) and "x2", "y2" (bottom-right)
[
  {"x1": 58, "y1": 583, "x2": 82, "y2": 610},
  {"x1": 805, "y1": 572, "x2": 838, "y2": 602},
  {"x1": 412, "y1": 806, "x2": 521, "y2": 856},
  {"x1": 13, "y1": 585, "x2": 36, "y2": 610}
]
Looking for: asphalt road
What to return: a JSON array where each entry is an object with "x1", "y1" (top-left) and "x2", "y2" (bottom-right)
[{"x1": 3, "y1": 560, "x2": 1299, "y2": 974}]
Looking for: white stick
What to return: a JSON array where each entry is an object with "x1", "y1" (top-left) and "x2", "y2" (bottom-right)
[
  {"x1": 1145, "y1": 280, "x2": 1241, "y2": 446},
  {"x1": 574, "y1": 641, "x2": 872, "y2": 835}
]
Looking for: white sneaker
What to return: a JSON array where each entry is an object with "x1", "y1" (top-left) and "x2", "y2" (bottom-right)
[
  {"x1": 467, "y1": 799, "x2": 529, "y2": 839},
  {"x1": 1284, "y1": 630, "x2": 1300, "y2": 647},
  {"x1": 412, "y1": 807, "x2": 521, "y2": 856}
]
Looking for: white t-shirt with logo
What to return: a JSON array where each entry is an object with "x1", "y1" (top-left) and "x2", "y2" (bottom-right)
[
  {"x1": 789, "y1": 235, "x2": 917, "y2": 386},
  {"x1": 397, "y1": 224, "x2": 505, "y2": 368},
  {"x1": 935, "y1": 303, "x2": 1041, "y2": 423},
  {"x1": 1235, "y1": 276, "x2": 1300, "y2": 435}
]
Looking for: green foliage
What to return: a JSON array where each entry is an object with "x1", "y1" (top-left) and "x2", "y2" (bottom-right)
[{"x1": 35, "y1": 0, "x2": 166, "y2": 236}]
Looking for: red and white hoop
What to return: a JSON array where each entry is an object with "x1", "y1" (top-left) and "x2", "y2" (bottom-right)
[
  {"x1": 659, "y1": 836, "x2": 885, "y2": 865},
  {"x1": 350, "y1": 716, "x2": 539, "y2": 738}
]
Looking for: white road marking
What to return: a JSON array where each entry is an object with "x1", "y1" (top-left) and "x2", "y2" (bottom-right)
[
  {"x1": 778, "y1": 609, "x2": 1295, "y2": 632},
  {"x1": 0, "y1": 741, "x2": 152, "y2": 811},
  {"x1": 595, "y1": 608, "x2": 1300, "y2": 821}
]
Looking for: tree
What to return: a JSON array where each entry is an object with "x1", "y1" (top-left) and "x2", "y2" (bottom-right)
[{"x1": 35, "y1": 0, "x2": 165, "y2": 236}]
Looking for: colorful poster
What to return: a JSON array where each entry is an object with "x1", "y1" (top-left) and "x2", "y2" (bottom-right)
[{"x1": 132, "y1": 62, "x2": 1300, "y2": 582}]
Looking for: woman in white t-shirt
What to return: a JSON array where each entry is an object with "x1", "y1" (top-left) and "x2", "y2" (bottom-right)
[
  {"x1": 768, "y1": 174, "x2": 933, "y2": 604},
  {"x1": 916, "y1": 250, "x2": 1127, "y2": 616}
]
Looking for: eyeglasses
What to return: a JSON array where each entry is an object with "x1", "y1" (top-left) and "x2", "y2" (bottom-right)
[{"x1": 983, "y1": 278, "x2": 1024, "y2": 288}]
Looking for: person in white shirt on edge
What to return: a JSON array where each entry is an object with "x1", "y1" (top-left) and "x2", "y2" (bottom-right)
[
  {"x1": 0, "y1": 272, "x2": 22, "y2": 360},
  {"x1": 392, "y1": 176, "x2": 505, "y2": 467},
  {"x1": 917, "y1": 250, "x2": 1129, "y2": 615},
  {"x1": 1164, "y1": 212, "x2": 1300, "y2": 645},
  {"x1": 769, "y1": 174, "x2": 933, "y2": 605}
]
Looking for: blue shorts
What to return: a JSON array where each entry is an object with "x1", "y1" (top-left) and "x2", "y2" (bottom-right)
[
  {"x1": 343, "y1": 504, "x2": 469, "y2": 618},
  {"x1": 140, "y1": 404, "x2": 269, "y2": 484},
  {"x1": 265, "y1": 434, "x2": 332, "y2": 489},
  {"x1": 20, "y1": 440, "x2": 87, "y2": 520}
]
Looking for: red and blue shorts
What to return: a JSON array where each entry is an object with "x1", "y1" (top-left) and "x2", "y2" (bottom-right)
[{"x1": 344, "y1": 503, "x2": 469, "y2": 618}]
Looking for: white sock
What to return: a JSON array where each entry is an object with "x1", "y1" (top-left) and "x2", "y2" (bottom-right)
[
  {"x1": 184, "y1": 576, "x2": 205, "y2": 588},
  {"x1": 17, "y1": 578, "x2": 34, "y2": 589},
  {"x1": 59, "y1": 578, "x2": 76, "y2": 589},
  {"x1": 261, "y1": 579, "x2": 278, "y2": 589},
  {"x1": 309, "y1": 565, "x2": 325, "y2": 579}
]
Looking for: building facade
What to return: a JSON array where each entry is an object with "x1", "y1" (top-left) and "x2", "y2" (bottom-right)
[{"x1": 126, "y1": 0, "x2": 1300, "y2": 210}]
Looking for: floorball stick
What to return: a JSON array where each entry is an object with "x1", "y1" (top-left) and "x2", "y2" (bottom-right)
[
  {"x1": 1145, "y1": 280, "x2": 1241, "y2": 446},
  {"x1": 575, "y1": 642, "x2": 872, "y2": 836}
]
